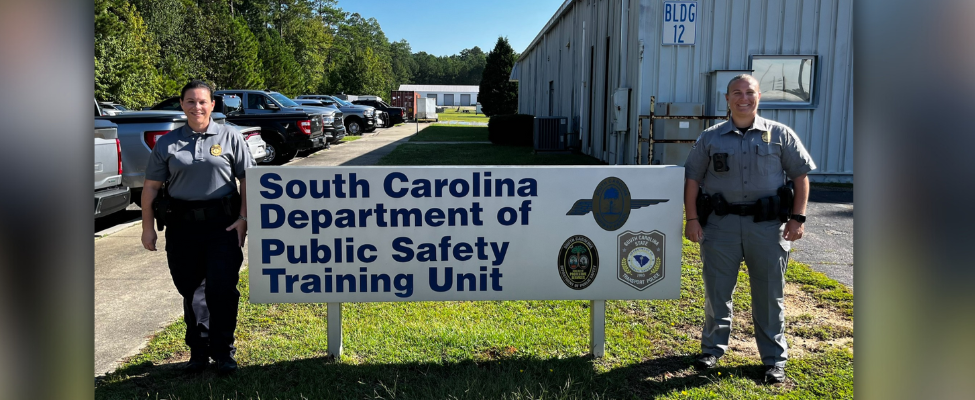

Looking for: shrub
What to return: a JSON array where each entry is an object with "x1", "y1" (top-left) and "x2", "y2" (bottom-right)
[{"x1": 488, "y1": 114, "x2": 534, "y2": 146}]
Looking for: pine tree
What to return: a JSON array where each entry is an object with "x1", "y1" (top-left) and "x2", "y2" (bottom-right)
[{"x1": 478, "y1": 37, "x2": 518, "y2": 116}]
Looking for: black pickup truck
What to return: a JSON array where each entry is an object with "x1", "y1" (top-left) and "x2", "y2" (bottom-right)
[
  {"x1": 150, "y1": 94, "x2": 327, "y2": 164},
  {"x1": 352, "y1": 98, "x2": 406, "y2": 125}
]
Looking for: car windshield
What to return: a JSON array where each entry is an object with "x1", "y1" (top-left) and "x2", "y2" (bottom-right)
[
  {"x1": 269, "y1": 92, "x2": 300, "y2": 107},
  {"x1": 114, "y1": 104, "x2": 129, "y2": 110},
  {"x1": 331, "y1": 96, "x2": 353, "y2": 107},
  {"x1": 379, "y1": 101, "x2": 392, "y2": 108}
]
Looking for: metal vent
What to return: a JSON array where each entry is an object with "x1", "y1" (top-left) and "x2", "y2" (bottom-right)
[{"x1": 533, "y1": 116, "x2": 568, "y2": 151}]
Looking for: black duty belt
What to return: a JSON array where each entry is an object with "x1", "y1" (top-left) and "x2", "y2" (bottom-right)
[
  {"x1": 170, "y1": 195, "x2": 236, "y2": 222},
  {"x1": 726, "y1": 203, "x2": 757, "y2": 216}
]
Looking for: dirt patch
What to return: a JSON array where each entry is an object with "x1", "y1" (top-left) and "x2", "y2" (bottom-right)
[{"x1": 681, "y1": 282, "x2": 853, "y2": 360}]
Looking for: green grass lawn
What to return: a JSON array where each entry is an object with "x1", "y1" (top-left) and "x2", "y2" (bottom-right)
[
  {"x1": 409, "y1": 125, "x2": 489, "y2": 142},
  {"x1": 96, "y1": 130, "x2": 853, "y2": 399},
  {"x1": 435, "y1": 108, "x2": 490, "y2": 124},
  {"x1": 341, "y1": 135, "x2": 363, "y2": 142}
]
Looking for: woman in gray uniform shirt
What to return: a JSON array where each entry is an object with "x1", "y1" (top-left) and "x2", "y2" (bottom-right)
[{"x1": 140, "y1": 80, "x2": 253, "y2": 375}]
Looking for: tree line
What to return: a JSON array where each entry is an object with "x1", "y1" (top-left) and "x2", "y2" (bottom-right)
[{"x1": 95, "y1": 0, "x2": 498, "y2": 109}]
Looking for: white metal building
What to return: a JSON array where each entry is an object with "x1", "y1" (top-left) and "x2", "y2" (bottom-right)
[
  {"x1": 398, "y1": 84, "x2": 480, "y2": 107},
  {"x1": 510, "y1": 0, "x2": 853, "y2": 182}
]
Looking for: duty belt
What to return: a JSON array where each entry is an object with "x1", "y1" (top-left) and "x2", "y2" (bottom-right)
[
  {"x1": 170, "y1": 195, "x2": 236, "y2": 222},
  {"x1": 726, "y1": 203, "x2": 757, "y2": 216}
]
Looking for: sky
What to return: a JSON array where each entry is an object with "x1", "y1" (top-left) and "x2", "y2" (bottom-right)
[{"x1": 336, "y1": 0, "x2": 568, "y2": 57}]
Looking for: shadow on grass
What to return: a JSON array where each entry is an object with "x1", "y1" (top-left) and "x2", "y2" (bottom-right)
[{"x1": 96, "y1": 353, "x2": 779, "y2": 399}]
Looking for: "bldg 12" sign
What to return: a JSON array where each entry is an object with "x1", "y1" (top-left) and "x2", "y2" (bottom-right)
[{"x1": 663, "y1": 1, "x2": 697, "y2": 45}]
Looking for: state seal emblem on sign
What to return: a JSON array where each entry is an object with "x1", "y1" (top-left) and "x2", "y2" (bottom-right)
[
  {"x1": 618, "y1": 230, "x2": 665, "y2": 290},
  {"x1": 565, "y1": 177, "x2": 669, "y2": 231},
  {"x1": 557, "y1": 235, "x2": 599, "y2": 290}
]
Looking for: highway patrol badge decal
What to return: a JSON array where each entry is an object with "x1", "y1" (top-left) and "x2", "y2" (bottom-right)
[
  {"x1": 618, "y1": 230, "x2": 665, "y2": 291},
  {"x1": 557, "y1": 235, "x2": 599, "y2": 290},
  {"x1": 565, "y1": 177, "x2": 669, "y2": 231},
  {"x1": 210, "y1": 144, "x2": 223, "y2": 156}
]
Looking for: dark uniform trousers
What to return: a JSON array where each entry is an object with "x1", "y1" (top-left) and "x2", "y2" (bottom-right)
[{"x1": 165, "y1": 214, "x2": 243, "y2": 359}]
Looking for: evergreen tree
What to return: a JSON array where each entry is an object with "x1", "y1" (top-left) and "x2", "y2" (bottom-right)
[
  {"x1": 94, "y1": 0, "x2": 164, "y2": 108},
  {"x1": 257, "y1": 29, "x2": 305, "y2": 96},
  {"x1": 479, "y1": 37, "x2": 518, "y2": 116},
  {"x1": 210, "y1": 16, "x2": 265, "y2": 90}
]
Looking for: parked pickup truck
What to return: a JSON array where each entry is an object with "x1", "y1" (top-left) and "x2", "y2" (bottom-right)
[
  {"x1": 149, "y1": 93, "x2": 329, "y2": 165},
  {"x1": 212, "y1": 90, "x2": 345, "y2": 146},
  {"x1": 352, "y1": 98, "x2": 406, "y2": 125},
  {"x1": 93, "y1": 118, "x2": 131, "y2": 218},
  {"x1": 296, "y1": 94, "x2": 378, "y2": 135}
]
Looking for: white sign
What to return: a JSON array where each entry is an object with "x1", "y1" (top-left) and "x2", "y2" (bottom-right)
[
  {"x1": 247, "y1": 166, "x2": 683, "y2": 303},
  {"x1": 663, "y1": 1, "x2": 697, "y2": 45}
]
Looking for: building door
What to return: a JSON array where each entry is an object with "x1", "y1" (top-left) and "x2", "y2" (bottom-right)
[
  {"x1": 444, "y1": 94, "x2": 454, "y2": 106},
  {"x1": 460, "y1": 94, "x2": 471, "y2": 106},
  {"x1": 427, "y1": 93, "x2": 437, "y2": 105}
]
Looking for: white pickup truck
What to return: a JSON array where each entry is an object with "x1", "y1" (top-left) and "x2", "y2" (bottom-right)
[{"x1": 93, "y1": 117, "x2": 131, "y2": 218}]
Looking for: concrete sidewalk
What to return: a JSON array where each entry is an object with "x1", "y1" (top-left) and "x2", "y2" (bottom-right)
[{"x1": 94, "y1": 124, "x2": 423, "y2": 376}]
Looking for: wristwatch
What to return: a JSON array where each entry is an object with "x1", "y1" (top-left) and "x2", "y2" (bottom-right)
[
  {"x1": 238, "y1": 215, "x2": 248, "y2": 222},
  {"x1": 790, "y1": 214, "x2": 806, "y2": 224}
]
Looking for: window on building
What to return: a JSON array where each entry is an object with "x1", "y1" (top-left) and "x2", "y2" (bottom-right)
[{"x1": 749, "y1": 55, "x2": 817, "y2": 108}]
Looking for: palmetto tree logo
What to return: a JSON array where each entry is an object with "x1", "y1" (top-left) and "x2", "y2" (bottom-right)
[{"x1": 566, "y1": 177, "x2": 669, "y2": 231}]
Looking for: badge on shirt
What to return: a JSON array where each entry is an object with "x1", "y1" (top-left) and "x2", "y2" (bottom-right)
[
  {"x1": 210, "y1": 144, "x2": 222, "y2": 156},
  {"x1": 762, "y1": 131, "x2": 770, "y2": 143}
]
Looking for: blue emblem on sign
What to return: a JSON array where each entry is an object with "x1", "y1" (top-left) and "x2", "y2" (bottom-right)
[{"x1": 565, "y1": 177, "x2": 668, "y2": 231}]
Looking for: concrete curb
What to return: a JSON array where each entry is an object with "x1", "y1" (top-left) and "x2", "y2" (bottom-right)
[{"x1": 95, "y1": 218, "x2": 141, "y2": 238}]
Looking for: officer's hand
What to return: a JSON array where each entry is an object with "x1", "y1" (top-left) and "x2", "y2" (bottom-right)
[
  {"x1": 226, "y1": 219, "x2": 247, "y2": 247},
  {"x1": 783, "y1": 220, "x2": 804, "y2": 241},
  {"x1": 685, "y1": 219, "x2": 704, "y2": 243},
  {"x1": 142, "y1": 228, "x2": 157, "y2": 251}
]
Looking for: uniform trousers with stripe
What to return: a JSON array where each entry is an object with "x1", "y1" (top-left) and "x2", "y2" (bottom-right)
[{"x1": 700, "y1": 213, "x2": 790, "y2": 367}]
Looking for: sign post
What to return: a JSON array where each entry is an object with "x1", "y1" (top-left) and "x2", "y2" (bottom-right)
[
  {"x1": 248, "y1": 166, "x2": 683, "y2": 357},
  {"x1": 327, "y1": 302, "x2": 342, "y2": 357}
]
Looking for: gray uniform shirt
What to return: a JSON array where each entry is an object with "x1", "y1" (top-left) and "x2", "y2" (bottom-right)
[
  {"x1": 684, "y1": 115, "x2": 815, "y2": 203},
  {"x1": 145, "y1": 118, "x2": 254, "y2": 201}
]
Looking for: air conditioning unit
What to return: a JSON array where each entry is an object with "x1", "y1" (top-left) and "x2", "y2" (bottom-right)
[{"x1": 534, "y1": 116, "x2": 568, "y2": 151}]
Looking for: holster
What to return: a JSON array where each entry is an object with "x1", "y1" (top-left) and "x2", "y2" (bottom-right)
[
  {"x1": 152, "y1": 184, "x2": 171, "y2": 231},
  {"x1": 752, "y1": 181, "x2": 795, "y2": 223},
  {"x1": 695, "y1": 189, "x2": 713, "y2": 226},
  {"x1": 777, "y1": 181, "x2": 795, "y2": 223},
  {"x1": 711, "y1": 193, "x2": 730, "y2": 216}
]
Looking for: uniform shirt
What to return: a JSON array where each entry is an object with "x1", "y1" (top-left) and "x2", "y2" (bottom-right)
[
  {"x1": 684, "y1": 115, "x2": 815, "y2": 204},
  {"x1": 145, "y1": 118, "x2": 254, "y2": 201}
]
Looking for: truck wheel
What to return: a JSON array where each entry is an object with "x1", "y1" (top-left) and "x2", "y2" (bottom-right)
[
  {"x1": 262, "y1": 140, "x2": 296, "y2": 165},
  {"x1": 346, "y1": 119, "x2": 362, "y2": 135}
]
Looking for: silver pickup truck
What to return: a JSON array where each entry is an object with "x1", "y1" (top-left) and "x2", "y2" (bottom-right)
[
  {"x1": 95, "y1": 111, "x2": 227, "y2": 204},
  {"x1": 94, "y1": 119, "x2": 131, "y2": 218}
]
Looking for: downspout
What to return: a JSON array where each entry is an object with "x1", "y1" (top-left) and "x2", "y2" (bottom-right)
[
  {"x1": 580, "y1": 21, "x2": 587, "y2": 155},
  {"x1": 615, "y1": 0, "x2": 630, "y2": 165}
]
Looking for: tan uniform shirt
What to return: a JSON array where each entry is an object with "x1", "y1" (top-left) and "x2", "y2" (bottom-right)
[{"x1": 684, "y1": 115, "x2": 815, "y2": 203}]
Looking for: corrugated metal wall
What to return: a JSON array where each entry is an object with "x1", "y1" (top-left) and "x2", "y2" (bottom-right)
[
  {"x1": 516, "y1": 0, "x2": 853, "y2": 181},
  {"x1": 518, "y1": 0, "x2": 624, "y2": 162}
]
